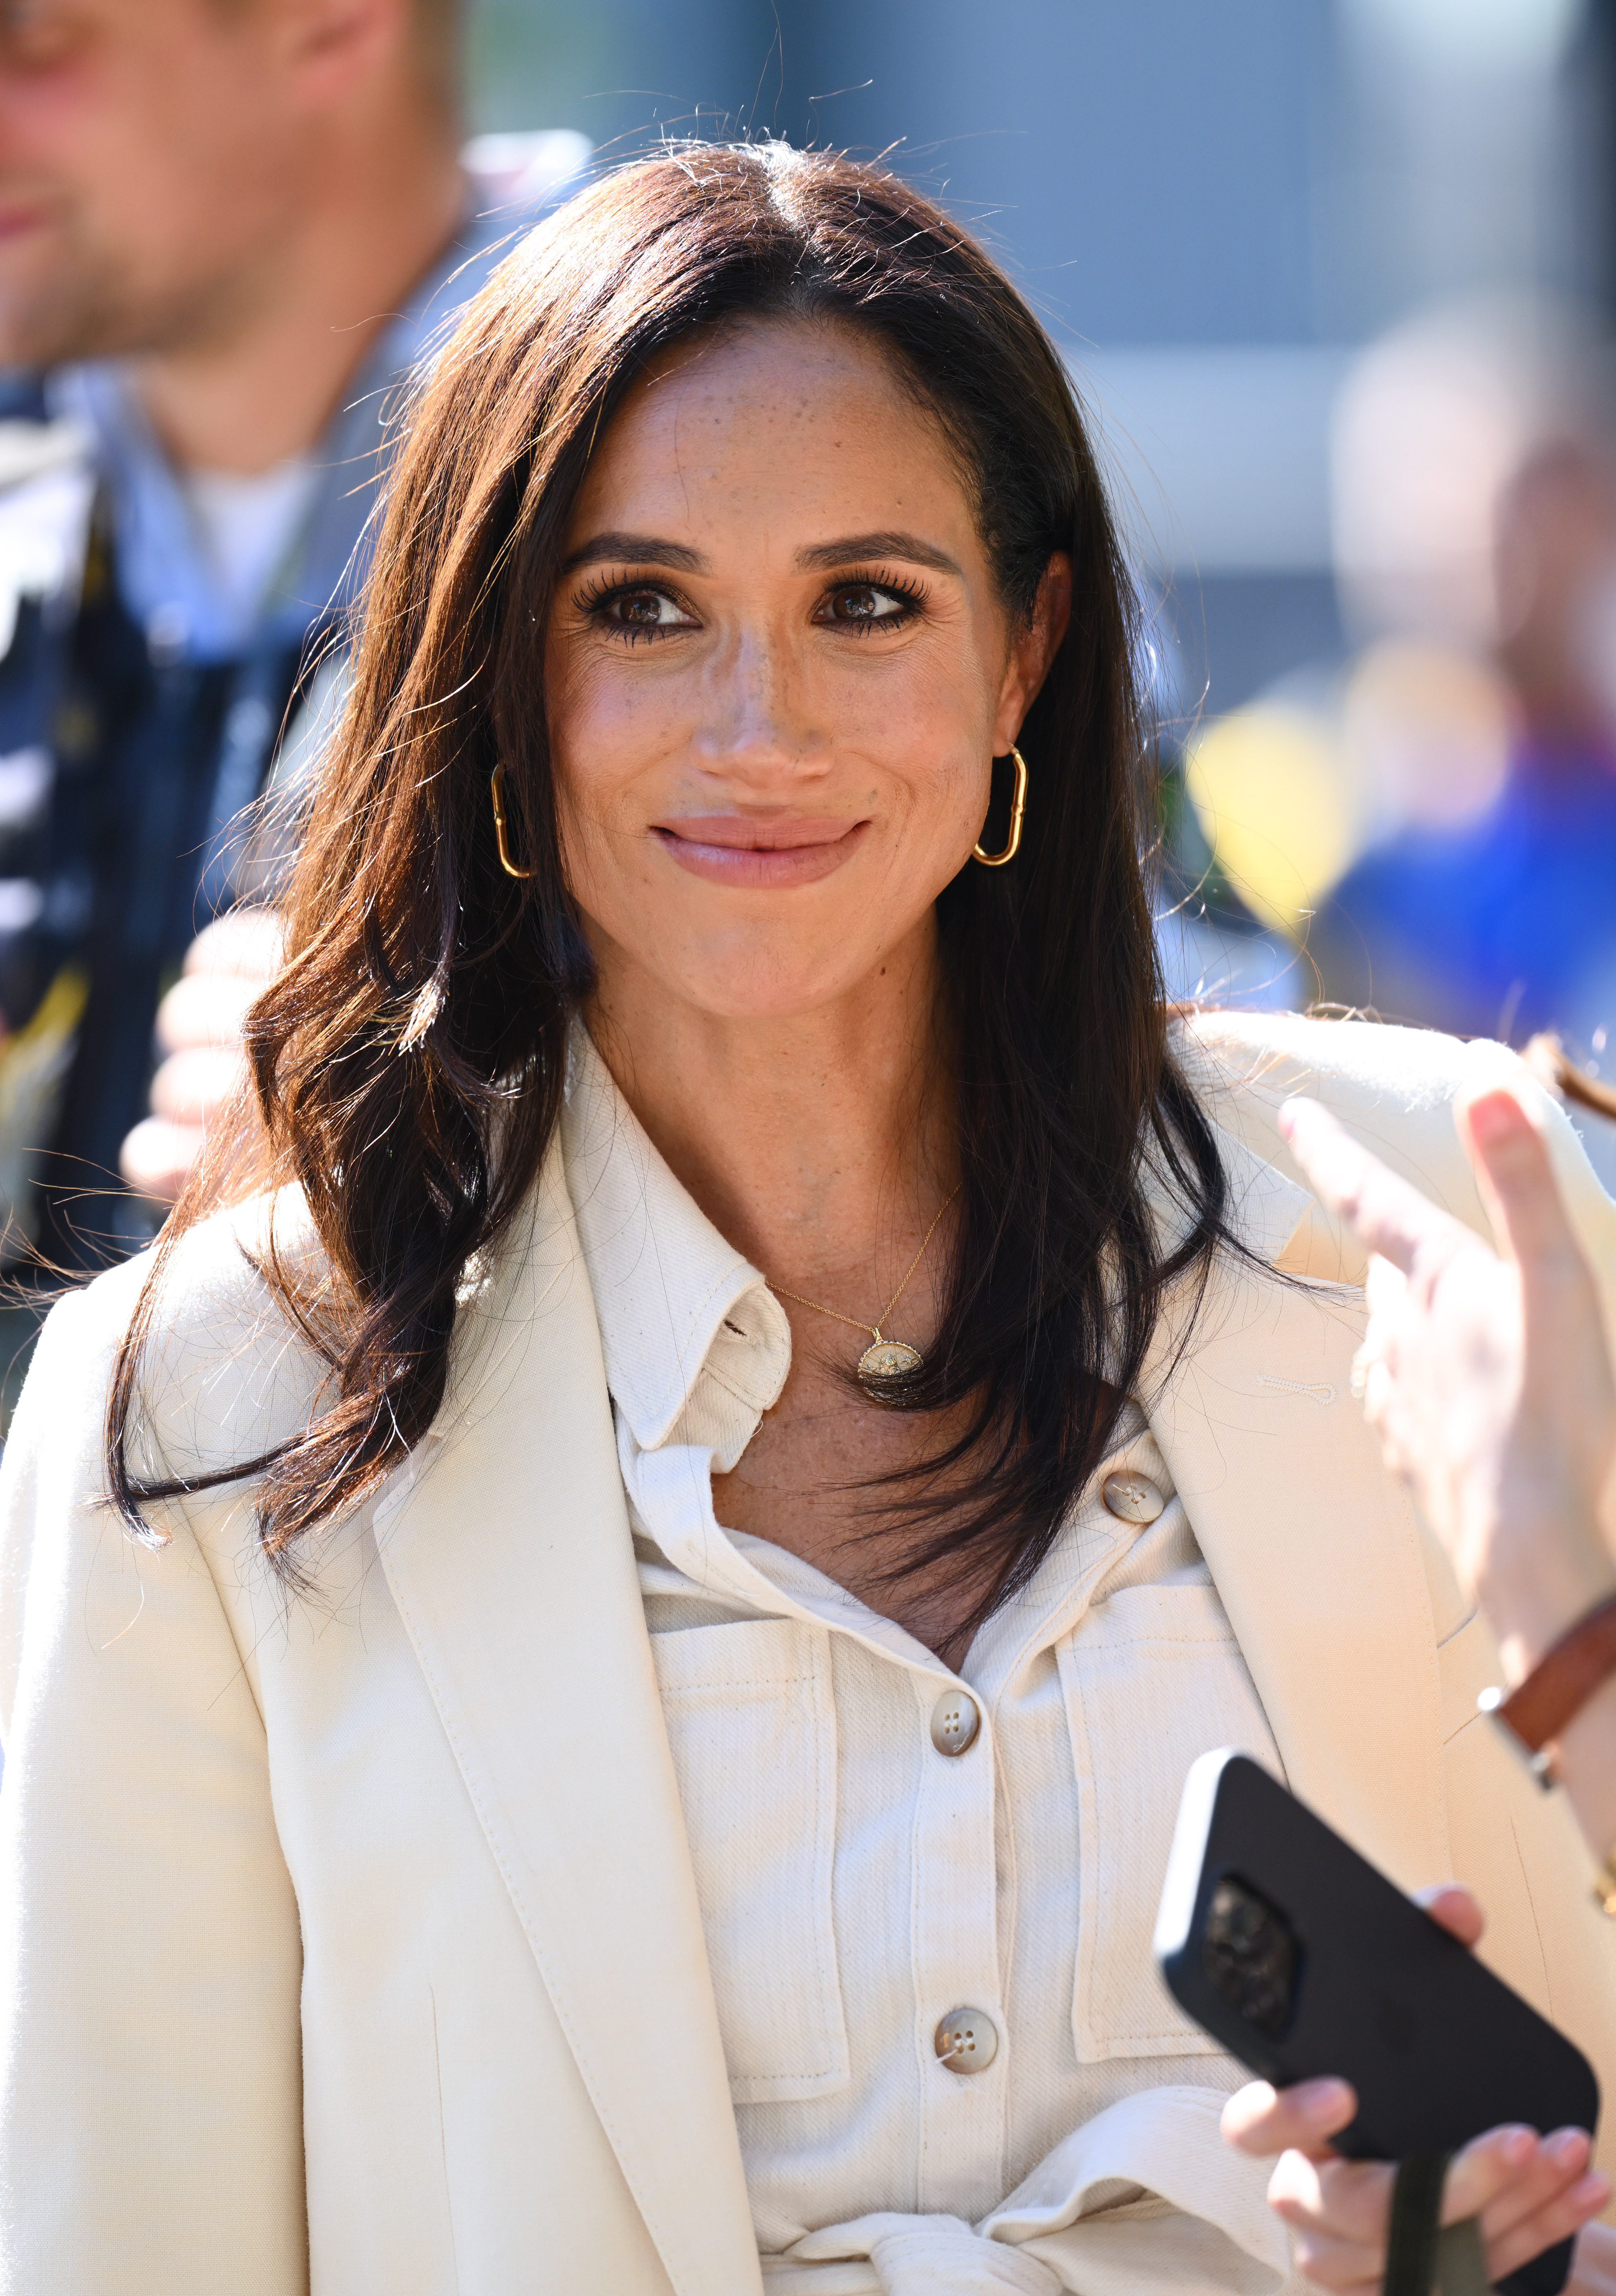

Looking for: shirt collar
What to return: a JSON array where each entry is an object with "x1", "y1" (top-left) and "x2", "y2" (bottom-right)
[
  {"x1": 562, "y1": 1024, "x2": 1309, "y2": 1452},
  {"x1": 560, "y1": 1025, "x2": 792, "y2": 1452}
]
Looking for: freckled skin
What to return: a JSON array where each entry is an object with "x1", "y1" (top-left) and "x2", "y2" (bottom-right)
[
  {"x1": 547, "y1": 322, "x2": 1020, "y2": 1021},
  {"x1": 546, "y1": 317, "x2": 1070, "y2": 1663}
]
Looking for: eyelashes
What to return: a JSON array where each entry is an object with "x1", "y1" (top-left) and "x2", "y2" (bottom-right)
[
  {"x1": 571, "y1": 566, "x2": 932, "y2": 642},
  {"x1": 571, "y1": 572, "x2": 694, "y2": 643},
  {"x1": 820, "y1": 569, "x2": 930, "y2": 632}
]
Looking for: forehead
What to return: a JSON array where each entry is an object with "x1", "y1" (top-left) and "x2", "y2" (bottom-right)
[{"x1": 567, "y1": 318, "x2": 974, "y2": 546}]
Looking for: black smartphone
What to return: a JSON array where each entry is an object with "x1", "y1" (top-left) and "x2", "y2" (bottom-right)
[{"x1": 1154, "y1": 1749, "x2": 1600, "y2": 2296}]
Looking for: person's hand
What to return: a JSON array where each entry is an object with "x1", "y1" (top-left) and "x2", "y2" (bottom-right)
[
  {"x1": 1279, "y1": 1088, "x2": 1616, "y2": 1687},
  {"x1": 1567, "y1": 2219, "x2": 1616, "y2": 2294},
  {"x1": 119, "y1": 906, "x2": 282, "y2": 1203},
  {"x1": 1222, "y1": 1885, "x2": 1609, "y2": 2290}
]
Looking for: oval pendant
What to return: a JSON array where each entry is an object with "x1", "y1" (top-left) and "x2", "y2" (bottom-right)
[{"x1": 858, "y1": 1336, "x2": 924, "y2": 1386}]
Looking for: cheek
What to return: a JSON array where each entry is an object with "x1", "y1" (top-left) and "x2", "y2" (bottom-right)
[
  {"x1": 863, "y1": 661, "x2": 998, "y2": 832},
  {"x1": 544, "y1": 647, "x2": 674, "y2": 895}
]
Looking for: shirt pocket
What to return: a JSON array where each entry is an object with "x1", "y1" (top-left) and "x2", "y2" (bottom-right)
[
  {"x1": 651, "y1": 1614, "x2": 850, "y2": 2104},
  {"x1": 1058, "y1": 1580, "x2": 1285, "y2": 2063}
]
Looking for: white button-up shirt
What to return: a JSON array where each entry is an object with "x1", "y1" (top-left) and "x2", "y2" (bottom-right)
[{"x1": 562, "y1": 1033, "x2": 1298, "y2": 2296}]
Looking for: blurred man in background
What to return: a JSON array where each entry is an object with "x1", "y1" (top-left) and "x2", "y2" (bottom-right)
[{"x1": 0, "y1": 0, "x2": 580, "y2": 1268}]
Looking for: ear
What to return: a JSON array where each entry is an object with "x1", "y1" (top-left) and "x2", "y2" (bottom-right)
[
  {"x1": 273, "y1": 0, "x2": 409, "y2": 104},
  {"x1": 993, "y1": 551, "x2": 1072, "y2": 753}
]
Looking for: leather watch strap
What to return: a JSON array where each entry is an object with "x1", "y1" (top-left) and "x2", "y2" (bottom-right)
[{"x1": 1487, "y1": 1591, "x2": 1616, "y2": 1758}]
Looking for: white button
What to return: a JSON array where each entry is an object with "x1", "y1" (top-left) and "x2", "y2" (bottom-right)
[
  {"x1": 929, "y1": 1687, "x2": 980, "y2": 1757},
  {"x1": 1102, "y1": 1470, "x2": 1164, "y2": 1525},
  {"x1": 934, "y1": 2006, "x2": 998, "y2": 2074}
]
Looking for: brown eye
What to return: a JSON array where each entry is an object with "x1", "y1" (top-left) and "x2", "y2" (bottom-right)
[
  {"x1": 817, "y1": 580, "x2": 915, "y2": 629},
  {"x1": 589, "y1": 585, "x2": 693, "y2": 637},
  {"x1": 615, "y1": 591, "x2": 667, "y2": 626}
]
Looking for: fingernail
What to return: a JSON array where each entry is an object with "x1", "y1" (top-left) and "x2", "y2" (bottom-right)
[
  {"x1": 1467, "y1": 1090, "x2": 1526, "y2": 1146},
  {"x1": 1294, "y1": 2078, "x2": 1351, "y2": 2122},
  {"x1": 1547, "y1": 2127, "x2": 1589, "y2": 2166},
  {"x1": 1497, "y1": 2126, "x2": 1536, "y2": 2166}
]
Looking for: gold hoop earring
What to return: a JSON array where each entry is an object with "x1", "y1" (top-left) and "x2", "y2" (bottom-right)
[
  {"x1": 972, "y1": 745, "x2": 1027, "y2": 867},
  {"x1": 490, "y1": 762, "x2": 533, "y2": 881}
]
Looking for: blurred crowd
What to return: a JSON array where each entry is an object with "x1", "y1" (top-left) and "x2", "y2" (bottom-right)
[
  {"x1": 3, "y1": 0, "x2": 1616, "y2": 1377},
  {"x1": 1171, "y1": 292, "x2": 1616, "y2": 1183}
]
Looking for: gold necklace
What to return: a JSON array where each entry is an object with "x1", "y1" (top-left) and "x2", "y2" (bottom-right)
[{"x1": 768, "y1": 1186, "x2": 959, "y2": 1389}]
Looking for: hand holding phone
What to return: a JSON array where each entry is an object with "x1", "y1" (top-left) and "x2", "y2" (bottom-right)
[
  {"x1": 1155, "y1": 1751, "x2": 1603, "y2": 2295},
  {"x1": 1225, "y1": 2042, "x2": 1606, "y2": 2294}
]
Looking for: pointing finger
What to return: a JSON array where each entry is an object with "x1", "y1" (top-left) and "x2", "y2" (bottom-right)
[
  {"x1": 1280, "y1": 1097, "x2": 1468, "y2": 1278},
  {"x1": 1461, "y1": 1090, "x2": 1590, "y2": 1276}
]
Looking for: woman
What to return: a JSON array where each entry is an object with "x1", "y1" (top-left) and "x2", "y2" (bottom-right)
[{"x1": 2, "y1": 144, "x2": 1613, "y2": 2295}]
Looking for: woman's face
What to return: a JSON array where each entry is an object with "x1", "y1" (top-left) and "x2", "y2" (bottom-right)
[{"x1": 544, "y1": 317, "x2": 1070, "y2": 1021}]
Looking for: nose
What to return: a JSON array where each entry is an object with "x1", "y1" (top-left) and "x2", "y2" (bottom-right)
[{"x1": 689, "y1": 625, "x2": 830, "y2": 790}]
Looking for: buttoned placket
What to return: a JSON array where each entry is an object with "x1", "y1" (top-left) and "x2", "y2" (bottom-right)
[
  {"x1": 562, "y1": 1021, "x2": 1300, "y2": 2284},
  {"x1": 628, "y1": 1381, "x2": 1155, "y2": 2226}
]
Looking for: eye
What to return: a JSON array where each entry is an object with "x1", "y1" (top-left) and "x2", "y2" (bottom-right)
[
  {"x1": 815, "y1": 577, "x2": 925, "y2": 632},
  {"x1": 609, "y1": 589, "x2": 688, "y2": 631},
  {"x1": 579, "y1": 581, "x2": 697, "y2": 643}
]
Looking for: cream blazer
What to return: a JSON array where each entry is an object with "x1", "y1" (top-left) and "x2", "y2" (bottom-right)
[{"x1": 3, "y1": 1009, "x2": 1616, "y2": 2296}]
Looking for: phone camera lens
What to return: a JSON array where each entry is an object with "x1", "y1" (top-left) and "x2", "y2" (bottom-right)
[{"x1": 1202, "y1": 1875, "x2": 1300, "y2": 2040}]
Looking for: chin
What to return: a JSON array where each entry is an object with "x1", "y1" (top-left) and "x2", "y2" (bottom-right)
[
  {"x1": 683, "y1": 981, "x2": 856, "y2": 1024},
  {"x1": 0, "y1": 273, "x2": 121, "y2": 370},
  {"x1": 671, "y1": 947, "x2": 870, "y2": 1023},
  {"x1": 0, "y1": 282, "x2": 55, "y2": 368}
]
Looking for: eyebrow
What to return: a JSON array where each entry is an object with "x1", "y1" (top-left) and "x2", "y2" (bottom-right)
[
  {"x1": 562, "y1": 532, "x2": 707, "y2": 574},
  {"x1": 795, "y1": 531, "x2": 962, "y2": 577},
  {"x1": 561, "y1": 528, "x2": 963, "y2": 578}
]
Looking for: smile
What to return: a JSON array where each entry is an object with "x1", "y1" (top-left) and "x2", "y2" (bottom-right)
[{"x1": 651, "y1": 816, "x2": 870, "y2": 889}]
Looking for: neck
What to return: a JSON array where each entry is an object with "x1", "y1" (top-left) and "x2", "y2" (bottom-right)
[
  {"x1": 132, "y1": 110, "x2": 464, "y2": 475},
  {"x1": 586, "y1": 920, "x2": 958, "y2": 1312}
]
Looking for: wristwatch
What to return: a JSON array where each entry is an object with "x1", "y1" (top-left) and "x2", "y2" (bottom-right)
[
  {"x1": 1479, "y1": 1591, "x2": 1616, "y2": 1915},
  {"x1": 1479, "y1": 1589, "x2": 1616, "y2": 1787}
]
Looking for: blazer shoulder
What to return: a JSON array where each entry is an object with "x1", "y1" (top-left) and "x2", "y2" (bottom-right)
[
  {"x1": 33, "y1": 1187, "x2": 335, "y2": 1489},
  {"x1": 1170, "y1": 1006, "x2": 1616, "y2": 1282}
]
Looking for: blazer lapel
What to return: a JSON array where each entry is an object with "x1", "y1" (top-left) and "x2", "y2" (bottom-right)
[
  {"x1": 1144, "y1": 1230, "x2": 1452, "y2": 1896},
  {"x1": 372, "y1": 1144, "x2": 762, "y2": 2296},
  {"x1": 365, "y1": 1105, "x2": 1452, "y2": 2277}
]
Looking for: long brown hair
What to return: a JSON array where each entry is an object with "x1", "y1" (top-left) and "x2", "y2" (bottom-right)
[{"x1": 108, "y1": 142, "x2": 1228, "y2": 1622}]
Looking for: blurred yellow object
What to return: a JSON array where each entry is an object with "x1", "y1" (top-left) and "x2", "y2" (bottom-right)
[
  {"x1": 1186, "y1": 705, "x2": 1357, "y2": 940},
  {"x1": 1341, "y1": 640, "x2": 1510, "y2": 829}
]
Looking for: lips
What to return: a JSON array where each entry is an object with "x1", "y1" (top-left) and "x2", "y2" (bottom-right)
[{"x1": 651, "y1": 816, "x2": 869, "y2": 889}]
